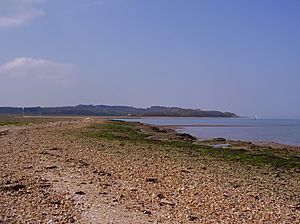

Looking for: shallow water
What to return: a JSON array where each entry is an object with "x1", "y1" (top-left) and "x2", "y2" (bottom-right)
[{"x1": 117, "y1": 117, "x2": 300, "y2": 146}]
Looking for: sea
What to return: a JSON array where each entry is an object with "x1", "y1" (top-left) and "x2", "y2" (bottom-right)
[{"x1": 117, "y1": 117, "x2": 300, "y2": 146}]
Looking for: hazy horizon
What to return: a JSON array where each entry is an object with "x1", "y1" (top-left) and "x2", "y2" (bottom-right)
[{"x1": 1, "y1": 0, "x2": 299, "y2": 117}]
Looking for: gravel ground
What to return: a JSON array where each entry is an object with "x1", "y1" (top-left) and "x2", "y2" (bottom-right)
[{"x1": 0, "y1": 120, "x2": 299, "y2": 223}]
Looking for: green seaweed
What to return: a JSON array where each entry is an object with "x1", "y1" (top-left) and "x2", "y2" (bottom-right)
[
  {"x1": 82, "y1": 120, "x2": 300, "y2": 168},
  {"x1": 0, "y1": 121, "x2": 26, "y2": 126}
]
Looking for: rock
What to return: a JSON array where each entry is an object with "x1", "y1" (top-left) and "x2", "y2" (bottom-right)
[
  {"x1": 112, "y1": 194, "x2": 124, "y2": 202},
  {"x1": 294, "y1": 168, "x2": 300, "y2": 173},
  {"x1": 93, "y1": 170, "x2": 111, "y2": 176},
  {"x1": 78, "y1": 160, "x2": 89, "y2": 167},
  {"x1": 176, "y1": 133, "x2": 197, "y2": 141},
  {"x1": 291, "y1": 204, "x2": 300, "y2": 210},
  {"x1": 223, "y1": 193, "x2": 229, "y2": 198},
  {"x1": 49, "y1": 200, "x2": 62, "y2": 205},
  {"x1": 39, "y1": 183, "x2": 52, "y2": 188},
  {"x1": 68, "y1": 216, "x2": 76, "y2": 223},
  {"x1": 160, "y1": 199, "x2": 175, "y2": 207},
  {"x1": 233, "y1": 184, "x2": 241, "y2": 189},
  {"x1": 45, "y1": 165, "x2": 57, "y2": 169},
  {"x1": 146, "y1": 177, "x2": 158, "y2": 183},
  {"x1": 0, "y1": 130, "x2": 9, "y2": 136},
  {"x1": 2, "y1": 184, "x2": 26, "y2": 192},
  {"x1": 130, "y1": 188, "x2": 138, "y2": 192},
  {"x1": 157, "y1": 193, "x2": 164, "y2": 199},
  {"x1": 142, "y1": 210, "x2": 152, "y2": 215},
  {"x1": 151, "y1": 126, "x2": 167, "y2": 133},
  {"x1": 213, "y1": 137, "x2": 226, "y2": 142},
  {"x1": 187, "y1": 215, "x2": 198, "y2": 221}
]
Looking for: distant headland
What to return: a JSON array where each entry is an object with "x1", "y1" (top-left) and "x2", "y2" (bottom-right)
[{"x1": 0, "y1": 105, "x2": 238, "y2": 117}]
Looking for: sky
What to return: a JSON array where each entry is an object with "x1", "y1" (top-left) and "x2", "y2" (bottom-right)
[{"x1": 0, "y1": 0, "x2": 299, "y2": 117}]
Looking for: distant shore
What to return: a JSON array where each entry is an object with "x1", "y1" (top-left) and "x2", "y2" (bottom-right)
[{"x1": 22, "y1": 115, "x2": 240, "y2": 119}]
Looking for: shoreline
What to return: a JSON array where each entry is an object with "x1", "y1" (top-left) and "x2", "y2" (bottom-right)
[
  {"x1": 136, "y1": 122, "x2": 300, "y2": 151},
  {"x1": 251, "y1": 140, "x2": 300, "y2": 151},
  {"x1": 1, "y1": 115, "x2": 300, "y2": 149},
  {"x1": 2, "y1": 115, "x2": 300, "y2": 149},
  {"x1": 0, "y1": 118, "x2": 299, "y2": 223},
  {"x1": 161, "y1": 126, "x2": 300, "y2": 152}
]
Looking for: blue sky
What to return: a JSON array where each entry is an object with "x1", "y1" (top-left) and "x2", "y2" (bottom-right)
[{"x1": 0, "y1": 0, "x2": 299, "y2": 116}]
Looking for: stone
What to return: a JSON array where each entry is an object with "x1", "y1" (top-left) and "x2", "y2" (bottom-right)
[
  {"x1": 2, "y1": 184, "x2": 26, "y2": 192},
  {"x1": 187, "y1": 215, "x2": 198, "y2": 221},
  {"x1": 142, "y1": 210, "x2": 151, "y2": 215},
  {"x1": 176, "y1": 133, "x2": 197, "y2": 141},
  {"x1": 0, "y1": 130, "x2": 9, "y2": 136},
  {"x1": 45, "y1": 165, "x2": 57, "y2": 169},
  {"x1": 160, "y1": 199, "x2": 175, "y2": 207},
  {"x1": 213, "y1": 137, "x2": 226, "y2": 142},
  {"x1": 146, "y1": 177, "x2": 158, "y2": 183}
]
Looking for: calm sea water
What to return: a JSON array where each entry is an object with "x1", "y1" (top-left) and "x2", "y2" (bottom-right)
[{"x1": 117, "y1": 117, "x2": 300, "y2": 146}]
